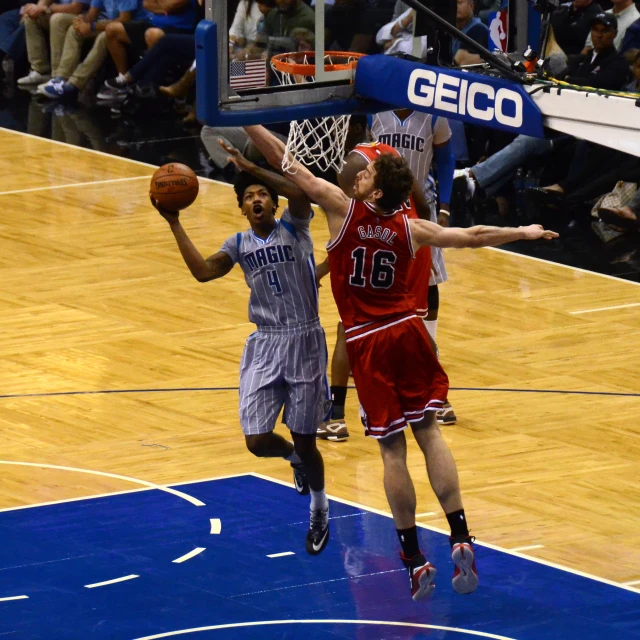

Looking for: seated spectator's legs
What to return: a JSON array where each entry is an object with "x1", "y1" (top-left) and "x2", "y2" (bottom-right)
[
  {"x1": 565, "y1": 152, "x2": 640, "y2": 204},
  {"x1": 0, "y1": 8, "x2": 26, "y2": 62},
  {"x1": 49, "y1": 13, "x2": 80, "y2": 79},
  {"x1": 23, "y1": 13, "x2": 52, "y2": 74},
  {"x1": 144, "y1": 27, "x2": 165, "y2": 49},
  {"x1": 105, "y1": 20, "x2": 149, "y2": 75},
  {"x1": 128, "y1": 33, "x2": 194, "y2": 85},
  {"x1": 55, "y1": 25, "x2": 94, "y2": 82},
  {"x1": 472, "y1": 135, "x2": 555, "y2": 196},
  {"x1": 67, "y1": 32, "x2": 108, "y2": 90}
]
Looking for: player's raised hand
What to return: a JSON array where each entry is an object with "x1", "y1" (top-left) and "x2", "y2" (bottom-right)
[
  {"x1": 218, "y1": 139, "x2": 255, "y2": 172},
  {"x1": 150, "y1": 195, "x2": 180, "y2": 224},
  {"x1": 520, "y1": 224, "x2": 559, "y2": 241}
]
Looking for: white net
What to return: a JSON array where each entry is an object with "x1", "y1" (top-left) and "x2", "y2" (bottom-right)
[
  {"x1": 270, "y1": 52, "x2": 356, "y2": 175},
  {"x1": 282, "y1": 115, "x2": 351, "y2": 174}
]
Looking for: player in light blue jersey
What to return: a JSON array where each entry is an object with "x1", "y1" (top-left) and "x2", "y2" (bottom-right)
[{"x1": 151, "y1": 153, "x2": 331, "y2": 556}]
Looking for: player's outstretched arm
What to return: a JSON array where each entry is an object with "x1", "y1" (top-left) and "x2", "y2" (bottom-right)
[
  {"x1": 219, "y1": 139, "x2": 311, "y2": 219},
  {"x1": 243, "y1": 125, "x2": 350, "y2": 239},
  {"x1": 410, "y1": 218, "x2": 559, "y2": 250},
  {"x1": 151, "y1": 196, "x2": 234, "y2": 282}
]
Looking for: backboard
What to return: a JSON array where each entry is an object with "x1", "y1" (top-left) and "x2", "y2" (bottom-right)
[{"x1": 196, "y1": 0, "x2": 406, "y2": 126}]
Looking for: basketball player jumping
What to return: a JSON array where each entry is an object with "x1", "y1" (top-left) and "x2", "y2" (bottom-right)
[
  {"x1": 316, "y1": 108, "x2": 456, "y2": 441},
  {"x1": 244, "y1": 123, "x2": 558, "y2": 600},
  {"x1": 150, "y1": 166, "x2": 331, "y2": 556}
]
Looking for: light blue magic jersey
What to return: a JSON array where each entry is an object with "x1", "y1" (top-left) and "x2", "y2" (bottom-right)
[{"x1": 220, "y1": 208, "x2": 319, "y2": 328}]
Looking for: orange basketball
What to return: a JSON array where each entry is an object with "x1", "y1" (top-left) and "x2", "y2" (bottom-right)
[{"x1": 150, "y1": 163, "x2": 199, "y2": 211}]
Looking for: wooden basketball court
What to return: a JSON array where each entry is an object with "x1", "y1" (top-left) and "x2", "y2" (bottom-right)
[{"x1": 1, "y1": 126, "x2": 639, "y2": 591}]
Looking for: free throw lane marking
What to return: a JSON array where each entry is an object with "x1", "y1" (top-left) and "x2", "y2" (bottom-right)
[
  {"x1": 85, "y1": 574, "x2": 139, "y2": 589},
  {"x1": 173, "y1": 548, "x2": 206, "y2": 564}
]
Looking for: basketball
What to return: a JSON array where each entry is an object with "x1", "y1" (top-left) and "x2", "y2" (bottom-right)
[{"x1": 150, "y1": 163, "x2": 199, "y2": 211}]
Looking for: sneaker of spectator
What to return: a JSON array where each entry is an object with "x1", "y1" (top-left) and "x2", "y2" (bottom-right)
[{"x1": 17, "y1": 0, "x2": 90, "y2": 87}]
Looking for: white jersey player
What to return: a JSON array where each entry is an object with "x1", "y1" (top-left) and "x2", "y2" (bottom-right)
[{"x1": 371, "y1": 108, "x2": 457, "y2": 425}]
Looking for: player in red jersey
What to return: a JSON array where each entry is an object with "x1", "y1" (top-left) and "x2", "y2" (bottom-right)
[
  {"x1": 244, "y1": 123, "x2": 558, "y2": 601},
  {"x1": 315, "y1": 142, "x2": 433, "y2": 443}
]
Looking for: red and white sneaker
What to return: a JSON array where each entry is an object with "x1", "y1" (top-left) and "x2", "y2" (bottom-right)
[
  {"x1": 450, "y1": 536, "x2": 478, "y2": 594},
  {"x1": 401, "y1": 553, "x2": 436, "y2": 601}
]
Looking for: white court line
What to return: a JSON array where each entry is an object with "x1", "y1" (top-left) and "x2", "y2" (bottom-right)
[
  {"x1": 569, "y1": 302, "x2": 640, "y2": 314},
  {"x1": 85, "y1": 574, "x2": 139, "y2": 589},
  {"x1": 266, "y1": 552, "x2": 295, "y2": 558},
  {"x1": 1, "y1": 125, "x2": 638, "y2": 288},
  {"x1": 133, "y1": 618, "x2": 517, "y2": 640},
  {"x1": 0, "y1": 175, "x2": 150, "y2": 197},
  {"x1": 486, "y1": 246, "x2": 640, "y2": 288},
  {"x1": 509, "y1": 544, "x2": 545, "y2": 552},
  {"x1": 209, "y1": 518, "x2": 221, "y2": 534},
  {"x1": 249, "y1": 472, "x2": 640, "y2": 595},
  {"x1": 0, "y1": 472, "x2": 251, "y2": 514},
  {"x1": 0, "y1": 595, "x2": 29, "y2": 602},
  {"x1": 624, "y1": 579, "x2": 640, "y2": 586},
  {"x1": 0, "y1": 461, "x2": 205, "y2": 507},
  {"x1": 416, "y1": 511, "x2": 437, "y2": 517},
  {"x1": 172, "y1": 547, "x2": 206, "y2": 564}
]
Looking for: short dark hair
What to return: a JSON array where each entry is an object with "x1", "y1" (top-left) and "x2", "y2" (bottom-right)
[
  {"x1": 349, "y1": 114, "x2": 368, "y2": 130},
  {"x1": 372, "y1": 154, "x2": 414, "y2": 211},
  {"x1": 233, "y1": 171, "x2": 279, "y2": 209}
]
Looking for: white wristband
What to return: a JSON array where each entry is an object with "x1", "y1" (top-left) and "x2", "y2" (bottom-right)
[{"x1": 439, "y1": 209, "x2": 450, "y2": 216}]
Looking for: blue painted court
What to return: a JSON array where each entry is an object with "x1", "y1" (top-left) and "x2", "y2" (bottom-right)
[{"x1": 0, "y1": 474, "x2": 638, "y2": 639}]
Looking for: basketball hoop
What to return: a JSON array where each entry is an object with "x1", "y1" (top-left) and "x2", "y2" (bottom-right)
[{"x1": 270, "y1": 51, "x2": 366, "y2": 174}]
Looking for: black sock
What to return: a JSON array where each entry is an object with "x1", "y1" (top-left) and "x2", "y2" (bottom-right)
[
  {"x1": 397, "y1": 526, "x2": 421, "y2": 559},
  {"x1": 446, "y1": 509, "x2": 469, "y2": 538},
  {"x1": 331, "y1": 385, "x2": 347, "y2": 420}
]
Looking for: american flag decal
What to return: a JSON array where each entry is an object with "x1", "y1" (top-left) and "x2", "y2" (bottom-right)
[{"x1": 229, "y1": 59, "x2": 267, "y2": 90}]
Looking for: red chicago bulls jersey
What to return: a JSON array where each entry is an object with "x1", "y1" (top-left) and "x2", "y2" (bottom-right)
[
  {"x1": 348, "y1": 142, "x2": 432, "y2": 317},
  {"x1": 327, "y1": 199, "x2": 417, "y2": 331}
]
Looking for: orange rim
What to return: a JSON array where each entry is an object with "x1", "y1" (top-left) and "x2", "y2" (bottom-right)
[{"x1": 271, "y1": 51, "x2": 366, "y2": 76}]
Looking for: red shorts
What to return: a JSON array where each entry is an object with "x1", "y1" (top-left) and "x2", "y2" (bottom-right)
[{"x1": 345, "y1": 313, "x2": 449, "y2": 439}]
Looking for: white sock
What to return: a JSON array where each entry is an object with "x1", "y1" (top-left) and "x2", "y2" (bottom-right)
[
  {"x1": 310, "y1": 488, "x2": 329, "y2": 511},
  {"x1": 424, "y1": 319, "x2": 438, "y2": 342},
  {"x1": 285, "y1": 448, "x2": 301, "y2": 466},
  {"x1": 190, "y1": 60, "x2": 197, "y2": 72}
]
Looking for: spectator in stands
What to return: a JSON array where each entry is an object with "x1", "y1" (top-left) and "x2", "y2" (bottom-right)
[
  {"x1": 229, "y1": 0, "x2": 274, "y2": 60},
  {"x1": 560, "y1": 13, "x2": 631, "y2": 88},
  {"x1": 325, "y1": 0, "x2": 395, "y2": 54},
  {"x1": 476, "y1": 0, "x2": 500, "y2": 24},
  {"x1": 0, "y1": 0, "x2": 28, "y2": 75},
  {"x1": 96, "y1": 0, "x2": 198, "y2": 98},
  {"x1": 454, "y1": 14, "x2": 630, "y2": 206},
  {"x1": 582, "y1": 0, "x2": 639, "y2": 51},
  {"x1": 550, "y1": 0, "x2": 602, "y2": 56},
  {"x1": 526, "y1": 142, "x2": 640, "y2": 213},
  {"x1": 375, "y1": 4, "x2": 426, "y2": 58},
  {"x1": 620, "y1": 16, "x2": 640, "y2": 55},
  {"x1": 16, "y1": 0, "x2": 89, "y2": 86},
  {"x1": 262, "y1": 0, "x2": 314, "y2": 38},
  {"x1": 38, "y1": 0, "x2": 148, "y2": 98},
  {"x1": 452, "y1": 0, "x2": 489, "y2": 65},
  {"x1": 624, "y1": 48, "x2": 640, "y2": 90}
]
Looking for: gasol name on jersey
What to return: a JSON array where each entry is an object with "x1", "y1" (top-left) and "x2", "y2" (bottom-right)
[
  {"x1": 244, "y1": 245, "x2": 296, "y2": 272},
  {"x1": 358, "y1": 225, "x2": 397, "y2": 246}
]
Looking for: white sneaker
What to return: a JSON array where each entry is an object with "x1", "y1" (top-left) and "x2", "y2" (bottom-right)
[
  {"x1": 37, "y1": 76, "x2": 64, "y2": 95},
  {"x1": 453, "y1": 168, "x2": 476, "y2": 200},
  {"x1": 17, "y1": 70, "x2": 50, "y2": 86}
]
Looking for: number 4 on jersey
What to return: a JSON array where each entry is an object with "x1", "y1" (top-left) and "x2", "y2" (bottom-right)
[
  {"x1": 267, "y1": 269, "x2": 283, "y2": 294},
  {"x1": 349, "y1": 247, "x2": 397, "y2": 289}
]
